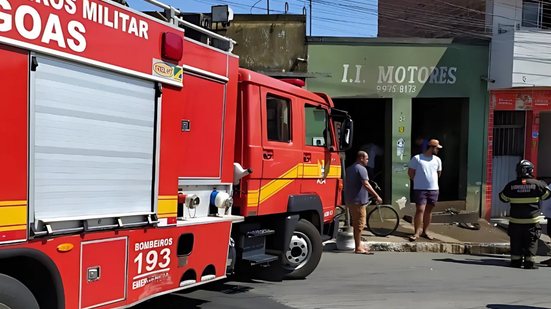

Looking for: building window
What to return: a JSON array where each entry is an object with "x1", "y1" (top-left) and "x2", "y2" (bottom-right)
[
  {"x1": 304, "y1": 105, "x2": 329, "y2": 147},
  {"x1": 522, "y1": 0, "x2": 542, "y2": 28},
  {"x1": 267, "y1": 95, "x2": 291, "y2": 142},
  {"x1": 521, "y1": 0, "x2": 551, "y2": 29},
  {"x1": 493, "y1": 111, "x2": 525, "y2": 156}
]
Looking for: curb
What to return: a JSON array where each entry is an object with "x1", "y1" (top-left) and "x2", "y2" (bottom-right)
[{"x1": 366, "y1": 241, "x2": 510, "y2": 255}]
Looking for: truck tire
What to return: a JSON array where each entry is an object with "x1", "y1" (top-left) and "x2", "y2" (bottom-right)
[
  {"x1": 0, "y1": 274, "x2": 39, "y2": 309},
  {"x1": 282, "y1": 219, "x2": 323, "y2": 279},
  {"x1": 258, "y1": 219, "x2": 322, "y2": 280}
]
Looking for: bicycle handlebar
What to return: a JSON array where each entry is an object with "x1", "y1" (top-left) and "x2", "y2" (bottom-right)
[
  {"x1": 368, "y1": 180, "x2": 382, "y2": 205},
  {"x1": 369, "y1": 179, "x2": 381, "y2": 191}
]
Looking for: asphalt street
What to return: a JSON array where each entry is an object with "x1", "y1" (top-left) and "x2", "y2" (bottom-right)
[{"x1": 133, "y1": 251, "x2": 551, "y2": 309}]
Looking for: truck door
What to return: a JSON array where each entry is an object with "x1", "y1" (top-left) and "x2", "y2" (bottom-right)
[
  {"x1": 258, "y1": 91, "x2": 302, "y2": 215},
  {"x1": 301, "y1": 103, "x2": 341, "y2": 221}
]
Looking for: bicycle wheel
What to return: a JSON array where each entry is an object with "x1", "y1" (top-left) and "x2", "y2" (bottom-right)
[{"x1": 367, "y1": 205, "x2": 399, "y2": 237}]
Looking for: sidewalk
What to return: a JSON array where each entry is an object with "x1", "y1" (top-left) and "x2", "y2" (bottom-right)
[
  {"x1": 361, "y1": 219, "x2": 513, "y2": 255},
  {"x1": 329, "y1": 205, "x2": 551, "y2": 255}
]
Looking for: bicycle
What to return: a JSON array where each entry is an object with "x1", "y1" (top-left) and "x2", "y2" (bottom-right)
[{"x1": 336, "y1": 180, "x2": 400, "y2": 237}]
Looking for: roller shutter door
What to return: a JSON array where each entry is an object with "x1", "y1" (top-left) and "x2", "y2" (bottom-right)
[{"x1": 30, "y1": 55, "x2": 156, "y2": 222}]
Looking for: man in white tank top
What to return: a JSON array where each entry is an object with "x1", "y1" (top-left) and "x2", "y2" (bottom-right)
[{"x1": 407, "y1": 139, "x2": 443, "y2": 241}]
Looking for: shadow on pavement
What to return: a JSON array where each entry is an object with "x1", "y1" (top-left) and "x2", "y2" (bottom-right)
[
  {"x1": 433, "y1": 257, "x2": 510, "y2": 267},
  {"x1": 487, "y1": 305, "x2": 551, "y2": 309},
  {"x1": 132, "y1": 294, "x2": 208, "y2": 309},
  {"x1": 390, "y1": 230, "x2": 412, "y2": 239},
  {"x1": 202, "y1": 280, "x2": 255, "y2": 294}
]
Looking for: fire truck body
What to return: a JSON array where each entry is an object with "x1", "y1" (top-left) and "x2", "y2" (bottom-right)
[
  {"x1": 0, "y1": 0, "x2": 351, "y2": 308},
  {"x1": 0, "y1": 1, "x2": 240, "y2": 307}
]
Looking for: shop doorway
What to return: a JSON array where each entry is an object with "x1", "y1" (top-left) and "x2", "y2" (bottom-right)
[
  {"x1": 333, "y1": 99, "x2": 392, "y2": 203},
  {"x1": 491, "y1": 111, "x2": 525, "y2": 217},
  {"x1": 538, "y1": 112, "x2": 551, "y2": 182},
  {"x1": 411, "y1": 98, "x2": 469, "y2": 204}
]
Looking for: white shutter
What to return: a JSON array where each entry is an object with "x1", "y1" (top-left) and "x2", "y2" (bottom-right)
[{"x1": 31, "y1": 56, "x2": 156, "y2": 222}]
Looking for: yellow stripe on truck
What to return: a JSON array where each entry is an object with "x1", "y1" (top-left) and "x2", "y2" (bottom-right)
[
  {"x1": 0, "y1": 205, "x2": 27, "y2": 226},
  {"x1": 158, "y1": 196, "x2": 177, "y2": 217},
  {"x1": 259, "y1": 179, "x2": 294, "y2": 203},
  {"x1": 302, "y1": 163, "x2": 341, "y2": 178},
  {"x1": 247, "y1": 190, "x2": 259, "y2": 207},
  {"x1": 256, "y1": 165, "x2": 300, "y2": 203},
  {"x1": 0, "y1": 225, "x2": 26, "y2": 232},
  {"x1": 158, "y1": 195, "x2": 178, "y2": 200},
  {"x1": 0, "y1": 200, "x2": 27, "y2": 207},
  {"x1": 326, "y1": 165, "x2": 342, "y2": 177},
  {"x1": 246, "y1": 163, "x2": 342, "y2": 206},
  {"x1": 281, "y1": 165, "x2": 301, "y2": 178},
  {"x1": 302, "y1": 163, "x2": 321, "y2": 177}
]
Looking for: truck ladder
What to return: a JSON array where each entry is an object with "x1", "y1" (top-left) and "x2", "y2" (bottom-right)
[{"x1": 140, "y1": 0, "x2": 236, "y2": 52}]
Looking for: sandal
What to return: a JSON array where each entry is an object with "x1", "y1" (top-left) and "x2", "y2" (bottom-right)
[
  {"x1": 458, "y1": 222, "x2": 481, "y2": 230},
  {"x1": 409, "y1": 235, "x2": 419, "y2": 242}
]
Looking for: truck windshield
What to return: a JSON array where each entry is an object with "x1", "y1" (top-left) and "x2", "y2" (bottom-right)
[{"x1": 305, "y1": 105, "x2": 329, "y2": 147}]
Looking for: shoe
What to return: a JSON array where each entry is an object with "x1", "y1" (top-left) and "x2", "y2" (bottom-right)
[
  {"x1": 443, "y1": 208, "x2": 460, "y2": 215},
  {"x1": 458, "y1": 222, "x2": 481, "y2": 230},
  {"x1": 510, "y1": 260, "x2": 522, "y2": 268},
  {"x1": 409, "y1": 235, "x2": 419, "y2": 242},
  {"x1": 524, "y1": 261, "x2": 539, "y2": 269}
]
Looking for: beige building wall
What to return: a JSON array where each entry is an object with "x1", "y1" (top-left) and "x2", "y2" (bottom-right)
[{"x1": 224, "y1": 15, "x2": 307, "y2": 74}]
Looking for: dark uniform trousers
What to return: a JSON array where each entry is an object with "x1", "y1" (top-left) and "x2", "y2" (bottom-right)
[{"x1": 508, "y1": 222, "x2": 541, "y2": 263}]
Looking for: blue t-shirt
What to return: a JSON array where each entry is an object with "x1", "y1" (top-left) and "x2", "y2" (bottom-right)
[
  {"x1": 408, "y1": 154, "x2": 442, "y2": 190},
  {"x1": 345, "y1": 162, "x2": 369, "y2": 205}
]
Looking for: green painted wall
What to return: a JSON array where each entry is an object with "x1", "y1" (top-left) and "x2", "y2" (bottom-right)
[
  {"x1": 306, "y1": 40, "x2": 489, "y2": 213},
  {"x1": 391, "y1": 97, "x2": 412, "y2": 208}
]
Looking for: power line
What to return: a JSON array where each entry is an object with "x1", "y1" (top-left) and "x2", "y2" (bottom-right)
[
  {"x1": 187, "y1": 0, "x2": 378, "y2": 36},
  {"x1": 128, "y1": 0, "x2": 551, "y2": 39}
]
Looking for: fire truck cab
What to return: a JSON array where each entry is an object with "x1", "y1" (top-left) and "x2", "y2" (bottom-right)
[{"x1": 232, "y1": 70, "x2": 351, "y2": 279}]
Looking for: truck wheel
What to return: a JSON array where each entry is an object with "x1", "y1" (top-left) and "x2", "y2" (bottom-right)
[
  {"x1": 257, "y1": 219, "x2": 322, "y2": 281},
  {"x1": 281, "y1": 219, "x2": 322, "y2": 279},
  {"x1": 0, "y1": 274, "x2": 39, "y2": 309}
]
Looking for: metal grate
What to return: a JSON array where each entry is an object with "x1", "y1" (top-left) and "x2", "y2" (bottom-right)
[
  {"x1": 492, "y1": 111, "x2": 525, "y2": 156},
  {"x1": 491, "y1": 111, "x2": 526, "y2": 218}
]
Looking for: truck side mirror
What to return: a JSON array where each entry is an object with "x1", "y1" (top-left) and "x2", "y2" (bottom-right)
[
  {"x1": 323, "y1": 126, "x2": 332, "y2": 151},
  {"x1": 339, "y1": 118, "x2": 353, "y2": 152}
]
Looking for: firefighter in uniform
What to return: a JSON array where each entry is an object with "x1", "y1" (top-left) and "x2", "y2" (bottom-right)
[{"x1": 499, "y1": 160, "x2": 551, "y2": 269}]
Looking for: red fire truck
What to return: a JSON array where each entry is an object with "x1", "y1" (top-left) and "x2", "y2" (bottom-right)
[{"x1": 0, "y1": 0, "x2": 352, "y2": 308}]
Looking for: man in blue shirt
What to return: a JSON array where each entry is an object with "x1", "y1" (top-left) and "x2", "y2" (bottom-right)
[{"x1": 345, "y1": 151, "x2": 382, "y2": 254}]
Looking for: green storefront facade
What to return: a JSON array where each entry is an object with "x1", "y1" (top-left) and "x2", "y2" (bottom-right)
[{"x1": 306, "y1": 38, "x2": 490, "y2": 215}]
